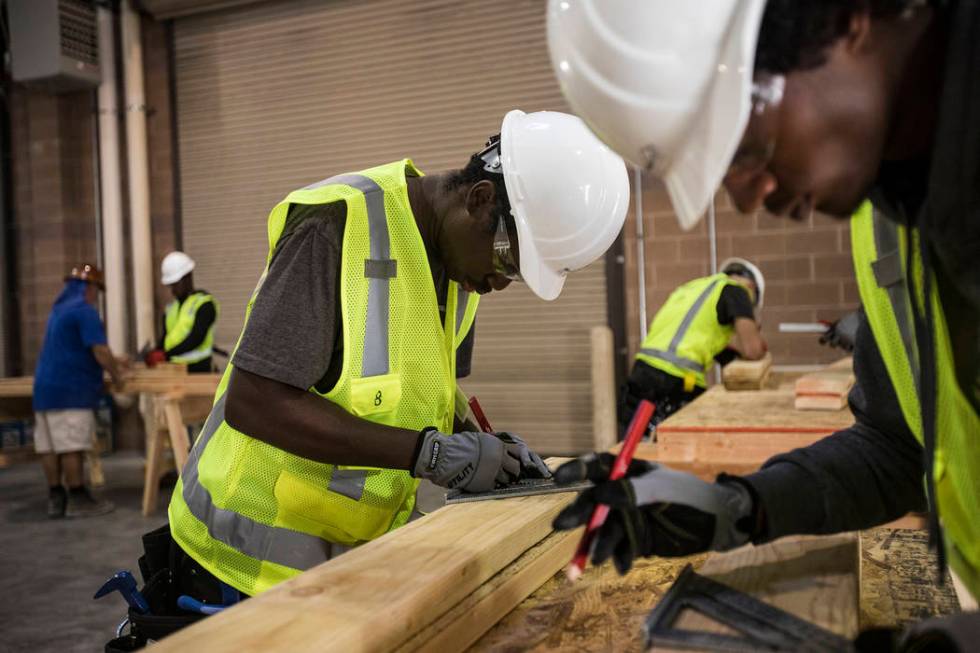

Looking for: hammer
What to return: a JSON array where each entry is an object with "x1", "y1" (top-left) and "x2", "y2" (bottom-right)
[{"x1": 94, "y1": 570, "x2": 151, "y2": 614}]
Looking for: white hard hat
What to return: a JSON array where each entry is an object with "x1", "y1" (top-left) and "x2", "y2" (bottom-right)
[
  {"x1": 499, "y1": 110, "x2": 629, "y2": 300},
  {"x1": 547, "y1": 0, "x2": 767, "y2": 230},
  {"x1": 161, "y1": 251, "x2": 196, "y2": 285},
  {"x1": 720, "y1": 257, "x2": 765, "y2": 310}
]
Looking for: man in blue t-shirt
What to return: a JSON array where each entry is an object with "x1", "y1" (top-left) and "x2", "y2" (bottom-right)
[{"x1": 33, "y1": 264, "x2": 127, "y2": 518}]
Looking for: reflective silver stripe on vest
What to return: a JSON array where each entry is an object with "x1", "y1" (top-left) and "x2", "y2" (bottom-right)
[
  {"x1": 180, "y1": 393, "x2": 333, "y2": 571},
  {"x1": 643, "y1": 278, "x2": 722, "y2": 373},
  {"x1": 318, "y1": 174, "x2": 391, "y2": 378},
  {"x1": 455, "y1": 290, "x2": 470, "y2": 340},
  {"x1": 327, "y1": 469, "x2": 367, "y2": 502},
  {"x1": 872, "y1": 212, "x2": 920, "y2": 393},
  {"x1": 639, "y1": 347, "x2": 703, "y2": 372}
]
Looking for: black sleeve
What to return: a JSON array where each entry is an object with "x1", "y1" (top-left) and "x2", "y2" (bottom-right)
[
  {"x1": 455, "y1": 321, "x2": 475, "y2": 379},
  {"x1": 165, "y1": 301, "x2": 217, "y2": 358},
  {"x1": 742, "y1": 309, "x2": 927, "y2": 540},
  {"x1": 716, "y1": 284, "x2": 755, "y2": 325},
  {"x1": 233, "y1": 203, "x2": 346, "y2": 390},
  {"x1": 157, "y1": 314, "x2": 166, "y2": 351}
]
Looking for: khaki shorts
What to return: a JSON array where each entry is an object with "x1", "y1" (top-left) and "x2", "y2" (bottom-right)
[{"x1": 33, "y1": 409, "x2": 95, "y2": 454}]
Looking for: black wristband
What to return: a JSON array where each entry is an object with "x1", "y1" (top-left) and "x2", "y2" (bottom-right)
[
  {"x1": 409, "y1": 426, "x2": 439, "y2": 473},
  {"x1": 716, "y1": 473, "x2": 766, "y2": 542}
]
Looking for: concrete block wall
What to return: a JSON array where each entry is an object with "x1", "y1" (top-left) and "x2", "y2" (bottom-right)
[{"x1": 622, "y1": 177, "x2": 859, "y2": 368}]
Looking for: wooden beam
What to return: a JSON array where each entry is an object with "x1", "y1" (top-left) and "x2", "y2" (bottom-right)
[
  {"x1": 721, "y1": 352, "x2": 772, "y2": 391},
  {"x1": 399, "y1": 529, "x2": 580, "y2": 653},
  {"x1": 794, "y1": 359, "x2": 855, "y2": 411},
  {"x1": 151, "y1": 484, "x2": 581, "y2": 652},
  {"x1": 590, "y1": 326, "x2": 618, "y2": 451}
]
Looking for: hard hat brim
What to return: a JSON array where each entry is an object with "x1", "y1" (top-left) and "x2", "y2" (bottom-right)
[
  {"x1": 500, "y1": 110, "x2": 567, "y2": 301},
  {"x1": 663, "y1": 0, "x2": 767, "y2": 231}
]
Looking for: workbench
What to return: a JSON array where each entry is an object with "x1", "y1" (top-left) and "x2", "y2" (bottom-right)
[
  {"x1": 148, "y1": 358, "x2": 963, "y2": 652},
  {"x1": 0, "y1": 369, "x2": 219, "y2": 513}
]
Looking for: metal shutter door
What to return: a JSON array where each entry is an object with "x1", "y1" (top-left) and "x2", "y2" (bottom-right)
[{"x1": 175, "y1": 0, "x2": 609, "y2": 454}]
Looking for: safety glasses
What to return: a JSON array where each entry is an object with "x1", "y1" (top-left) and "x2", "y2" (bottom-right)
[
  {"x1": 725, "y1": 74, "x2": 786, "y2": 182},
  {"x1": 492, "y1": 215, "x2": 522, "y2": 281}
]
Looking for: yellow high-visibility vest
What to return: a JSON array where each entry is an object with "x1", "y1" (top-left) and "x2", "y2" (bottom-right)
[
  {"x1": 852, "y1": 201, "x2": 979, "y2": 598},
  {"x1": 636, "y1": 274, "x2": 746, "y2": 388},
  {"x1": 169, "y1": 160, "x2": 479, "y2": 595},
  {"x1": 163, "y1": 292, "x2": 218, "y2": 365}
]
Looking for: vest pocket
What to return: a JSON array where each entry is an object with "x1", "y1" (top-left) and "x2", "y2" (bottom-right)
[
  {"x1": 350, "y1": 373, "x2": 402, "y2": 417},
  {"x1": 273, "y1": 467, "x2": 411, "y2": 547}
]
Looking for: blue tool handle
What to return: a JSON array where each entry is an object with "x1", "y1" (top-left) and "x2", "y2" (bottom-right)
[
  {"x1": 177, "y1": 595, "x2": 225, "y2": 616},
  {"x1": 125, "y1": 587, "x2": 151, "y2": 614}
]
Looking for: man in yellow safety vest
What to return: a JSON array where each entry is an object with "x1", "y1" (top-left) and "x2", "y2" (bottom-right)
[
  {"x1": 158, "y1": 109, "x2": 629, "y2": 607},
  {"x1": 145, "y1": 251, "x2": 219, "y2": 373},
  {"x1": 624, "y1": 258, "x2": 767, "y2": 430},
  {"x1": 548, "y1": 1, "x2": 979, "y2": 645}
]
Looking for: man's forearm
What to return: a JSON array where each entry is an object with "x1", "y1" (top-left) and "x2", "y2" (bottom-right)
[
  {"x1": 92, "y1": 345, "x2": 122, "y2": 384},
  {"x1": 743, "y1": 422, "x2": 926, "y2": 541},
  {"x1": 225, "y1": 367, "x2": 422, "y2": 469}
]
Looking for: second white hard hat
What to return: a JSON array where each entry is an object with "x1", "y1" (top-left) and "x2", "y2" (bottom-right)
[
  {"x1": 720, "y1": 257, "x2": 765, "y2": 310},
  {"x1": 161, "y1": 251, "x2": 196, "y2": 285},
  {"x1": 547, "y1": 0, "x2": 767, "y2": 230},
  {"x1": 500, "y1": 109, "x2": 629, "y2": 301}
]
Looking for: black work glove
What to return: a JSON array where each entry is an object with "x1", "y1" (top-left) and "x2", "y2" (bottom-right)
[
  {"x1": 819, "y1": 311, "x2": 861, "y2": 352},
  {"x1": 551, "y1": 453, "x2": 756, "y2": 574}
]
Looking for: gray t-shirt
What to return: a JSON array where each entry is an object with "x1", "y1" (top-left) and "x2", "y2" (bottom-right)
[{"x1": 233, "y1": 201, "x2": 474, "y2": 392}]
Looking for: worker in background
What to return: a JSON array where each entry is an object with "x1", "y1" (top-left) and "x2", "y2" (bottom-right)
[
  {"x1": 623, "y1": 258, "x2": 767, "y2": 431},
  {"x1": 144, "y1": 251, "x2": 219, "y2": 372},
  {"x1": 33, "y1": 264, "x2": 125, "y2": 519},
  {"x1": 548, "y1": 1, "x2": 978, "y2": 647},
  {"x1": 110, "y1": 109, "x2": 627, "y2": 641}
]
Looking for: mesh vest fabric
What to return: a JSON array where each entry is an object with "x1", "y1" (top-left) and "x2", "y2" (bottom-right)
[
  {"x1": 164, "y1": 292, "x2": 219, "y2": 364},
  {"x1": 169, "y1": 160, "x2": 479, "y2": 595},
  {"x1": 851, "y1": 202, "x2": 980, "y2": 598},
  {"x1": 636, "y1": 274, "x2": 738, "y2": 388}
]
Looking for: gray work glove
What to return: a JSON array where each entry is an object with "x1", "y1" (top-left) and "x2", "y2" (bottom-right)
[
  {"x1": 412, "y1": 428, "x2": 550, "y2": 493},
  {"x1": 552, "y1": 453, "x2": 757, "y2": 574},
  {"x1": 819, "y1": 310, "x2": 861, "y2": 352}
]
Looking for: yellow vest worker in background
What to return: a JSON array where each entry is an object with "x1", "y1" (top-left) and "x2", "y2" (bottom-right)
[
  {"x1": 145, "y1": 252, "x2": 219, "y2": 373},
  {"x1": 152, "y1": 109, "x2": 628, "y2": 612},
  {"x1": 624, "y1": 258, "x2": 767, "y2": 430},
  {"x1": 548, "y1": 1, "x2": 980, "y2": 643}
]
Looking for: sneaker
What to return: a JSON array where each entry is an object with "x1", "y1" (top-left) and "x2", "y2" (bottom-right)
[
  {"x1": 47, "y1": 487, "x2": 67, "y2": 519},
  {"x1": 65, "y1": 487, "x2": 115, "y2": 518}
]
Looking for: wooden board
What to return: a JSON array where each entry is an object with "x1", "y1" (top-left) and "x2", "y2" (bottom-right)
[
  {"x1": 794, "y1": 363, "x2": 855, "y2": 411},
  {"x1": 721, "y1": 352, "x2": 772, "y2": 391},
  {"x1": 150, "y1": 483, "x2": 582, "y2": 652},
  {"x1": 399, "y1": 529, "x2": 580, "y2": 653},
  {"x1": 657, "y1": 386, "x2": 854, "y2": 434}
]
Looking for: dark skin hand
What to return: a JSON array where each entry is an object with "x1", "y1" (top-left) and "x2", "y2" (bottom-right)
[
  {"x1": 724, "y1": 7, "x2": 942, "y2": 220},
  {"x1": 225, "y1": 173, "x2": 514, "y2": 465}
]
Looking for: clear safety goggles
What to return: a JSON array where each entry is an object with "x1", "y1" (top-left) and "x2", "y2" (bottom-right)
[
  {"x1": 492, "y1": 215, "x2": 522, "y2": 281},
  {"x1": 725, "y1": 74, "x2": 786, "y2": 182}
]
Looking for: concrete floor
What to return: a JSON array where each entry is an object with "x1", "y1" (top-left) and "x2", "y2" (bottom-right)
[{"x1": 0, "y1": 453, "x2": 167, "y2": 653}]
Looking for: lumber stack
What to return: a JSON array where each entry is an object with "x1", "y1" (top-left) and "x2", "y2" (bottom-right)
[
  {"x1": 794, "y1": 358, "x2": 855, "y2": 410},
  {"x1": 149, "y1": 459, "x2": 583, "y2": 653},
  {"x1": 721, "y1": 352, "x2": 772, "y2": 390}
]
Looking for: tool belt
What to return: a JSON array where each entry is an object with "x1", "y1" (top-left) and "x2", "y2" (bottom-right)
[{"x1": 104, "y1": 524, "x2": 245, "y2": 652}]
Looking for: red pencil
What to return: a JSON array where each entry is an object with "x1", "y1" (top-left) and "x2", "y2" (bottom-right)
[
  {"x1": 468, "y1": 396, "x2": 494, "y2": 433},
  {"x1": 566, "y1": 398, "x2": 655, "y2": 581}
]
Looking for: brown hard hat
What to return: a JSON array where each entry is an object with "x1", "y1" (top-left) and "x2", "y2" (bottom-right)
[{"x1": 65, "y1": 263, "x2": 105, "y2": 289}]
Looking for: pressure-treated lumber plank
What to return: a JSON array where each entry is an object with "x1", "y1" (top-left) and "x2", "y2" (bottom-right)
[
  {"x1": 721, "y1": 352, "x2": 772, "y2": 390},
  {"x1": 399, "y1": 529, "x2": 580, "y2": 653},
  {"x1": 151, "y1": 486, "x2": 581, "y2": 652},
  {"x1": 658, "y1": 386, "x2": 854, "y2": 433},
  {"x1": 590, "y1": 326, "x2": 617, "y2": 451},
  {"x1": 794, "y1": 362, "x2": 855, "y2": 411},
  {"x1": 657, "y1": 533, "x2": 861, "y2": 650}
]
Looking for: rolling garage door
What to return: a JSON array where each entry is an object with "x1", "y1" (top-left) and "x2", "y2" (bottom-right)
[{"x1": 174, "y1": 0, "x2": 612, "y2": 454}]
